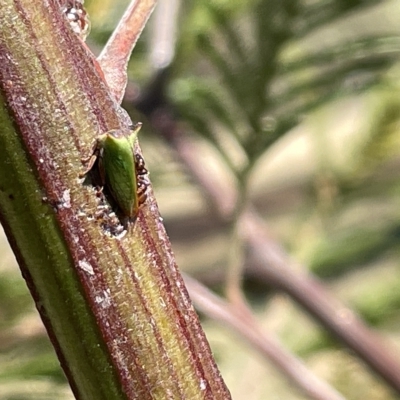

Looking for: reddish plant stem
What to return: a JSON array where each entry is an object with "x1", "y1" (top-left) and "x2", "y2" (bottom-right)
[
  {"x1": 98, "y1": 0, "x2": 157, "y2": 103},
  {"x1": 0, "y1": 2, "x2": 231, "y2": 399}
]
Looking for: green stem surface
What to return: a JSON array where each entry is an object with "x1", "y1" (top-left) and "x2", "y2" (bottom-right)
[{"x1": 0, "y1": 1, "x2": 231, "y2": 399}]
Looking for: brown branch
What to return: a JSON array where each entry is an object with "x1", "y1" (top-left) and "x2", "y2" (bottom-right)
[
  {"x1": 150, "y1": 107, "x2": 400, "y2": 394},
  {"x1": 184, "y1": 274, "x2": 346, "y2": 400}
]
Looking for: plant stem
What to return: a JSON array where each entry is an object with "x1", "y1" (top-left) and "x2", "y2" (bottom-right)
[{"x1": 0, "y1": 2, "x2": 231, "y2": 399}]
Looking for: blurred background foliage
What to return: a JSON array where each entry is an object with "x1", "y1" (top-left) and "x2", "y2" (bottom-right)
[{"x1": 2, "y1": 0, "x2": 400, "y2": 398}]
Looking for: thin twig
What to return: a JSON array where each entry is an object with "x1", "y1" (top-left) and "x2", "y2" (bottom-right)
[
  {"x1": 184, "y1": 274, "x2": 347, "y2": 400},
  {"x1": 98, "y1": 0, "x2": 157, "y2": 103}
]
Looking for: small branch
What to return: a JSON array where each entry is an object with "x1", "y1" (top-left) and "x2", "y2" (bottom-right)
[
  {"x1": 98, "y1": 0, "x2": 157, "y2": 103},
  {"x1": 243, "y1": 210, "x2": 400, "y2": 394},
  {"x1": 185, "y1": 274, "x2": 346, "y2": 400}
]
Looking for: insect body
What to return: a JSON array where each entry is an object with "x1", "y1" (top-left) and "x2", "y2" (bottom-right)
[
  {"x1": 135, "y1": 153, "x2": 149, "y2": 207},
  {"x1": 61, "y1": 0, "x2": 91, "y2": 41},
  {"x1": 80, "y1": 123, "x2": 148, "y2": 223}
]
